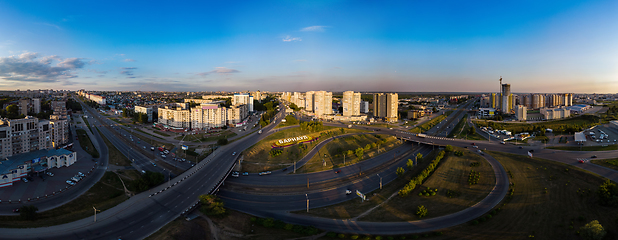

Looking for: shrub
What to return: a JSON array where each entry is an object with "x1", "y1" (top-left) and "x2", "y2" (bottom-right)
[
  {"x1": 338, "y1": 233, "x2": 346, "y2": 238},
  {"x1": 327, "y1": 232, "x2": 337, "y2": 238},
  {"x1": 351, "y1": 235, "x2": 359, "y2": 240},
  {"x1": 217, "y1": 138, "x2": 229, "y2": 145},
  {"x1": 471, "y1": 220, "x2": 479, "y2": 225},
  {"x1": 262, "y1": 218, "x2": 275, "y2": 228},
  {"x1": 416, "y1": 205, "x2": 428, "y2": 218},
  {"x1": 284, "y1": 223, "x2": 294, "y2": 230},
  {"x1": 579, "y1": 220, "x2": 606, "y2": 240}
]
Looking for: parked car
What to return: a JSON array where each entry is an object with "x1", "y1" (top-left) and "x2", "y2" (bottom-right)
[
  {"x1": 242, "y1": 172, "x2": 249, "y2": 176},
  {"x1": 71, "y1": 177, "x2": 80, "y2": 182},
  {"x1": 345, "y1": 189, "x2": 352, "y2": 195},
  {"x1": 78, "y1": 172, "x2": 85, "y2": 177},
  {"x1": 151, "y1": 147, "x2": 155, "y2": 151},
  {"x1": 21, "y1": 177, "x2": 28, "y2": 183},
  {"x1": 46, "y1": 172, "x2": 54, "y2": 177},
  {"x1": 258, "y1": 171, "x2": 272, "y2": 176},
  {"x1": 66, "y1": 180, "x2": 75, "y2": 185},
  {"x1": 231, "y1": 172, "x2": 239, "y2": 177},
  {"x1": 12, "y1": 208, "x2": 19, "y2": 213},
  {"x1": 578, "y1": 160, "x2": 585, "y2": 163},
  {"x1": 161, "y1": 155, "x2": 166, "y2": 158},
  {"x1": 152, "y1": 162, "x2": 157, "y2": 167}
]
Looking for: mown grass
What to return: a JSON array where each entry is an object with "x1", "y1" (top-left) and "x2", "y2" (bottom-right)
[
  {"x1": 410, "y1": 114, "x2": 447, "y2": 133},
  {"x1": 359, "y1": 147, "x2": 495, "y2": 221},
  {"x1": 591, "y1": 158, "x2": 618, "y2": 172},
  {"x1": 76, "y1": 129, "x2": 99, "y2": 158},
  {"x1": 297, "y1": 134, "x2": 402, "y2": 173},
  {"x1": 547, "y1": 145, "x2": 618, "y2": 151},
  {"x1": 242, "y1": 126, "x2": 368, "y2": 172}
]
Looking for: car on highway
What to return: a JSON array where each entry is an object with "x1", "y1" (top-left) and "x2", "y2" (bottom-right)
[
  {"x1": 578, "y1": 159, "x2": 585, "y2": 163},
  {"x1": 501, "y1": 141, "x2": 506, "y2": 145},
  {"x1": 232, "y1": 152, "x2": 236, "y2": 156},
  {"x1": 66, "y1": 180, "x2": 75, "y2": 185},
  {"x1": 12, "y1": 208, "x2": 19, "y2": 213},
  {"x1": 258, "y1": 171, "x2": 272, "y2": 176},
  {"x1": 335, "y1": 169, "x2": 341, "y2": 174},
  {"x1": 152, "y1": 162, "x2": 157, "y2": 167},
  {"x1": 519, "y1": 146, "x2": 523, "y2": 149},
  {"x1": 242, "y1": 172, "x2": 249, "y2": 176},
  {"x1": 231, "y1": 171, "x2": 239, "y2": 177},
  {"x1": 473, "y1": 145, "x2": 478, "y2": 148},
  {"x1": 46, "y1": 172, "x2": 54, "y2": 177},
  {"x1": 591, "y1": 155, "x2": 597, "y2": 158},
  {"x1": 345, "y1": 189, "x2": 352, "y2": 195}
]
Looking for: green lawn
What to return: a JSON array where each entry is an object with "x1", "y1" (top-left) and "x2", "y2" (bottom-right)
[
  {"x1": 76, "y1": 129, "x2": 99, "y2": 158},
  {"x1": 410, "y1": 114, "x2": 447, "y2": 133},
  {"x1": 134, "y1": 128, "x2": 165, "y2": 140},
  {"x1": 448, "y1": 114, "x2": 468, "y2": 138},
  {"x1": 242, "y1": 126, "x2": 368, "y2": 172},
  {"x1": 591, "y1": 158, "x2": 618, "y2": 172},
  {"x1": 547, "y1": 145, "x2": 618, "y2": 151},
  {"x1": 81, "y1": 116, "x2": 92, "y2": 132},
  {"x1": 297, "y1": 134, "x2": 402, "y2": 173}
]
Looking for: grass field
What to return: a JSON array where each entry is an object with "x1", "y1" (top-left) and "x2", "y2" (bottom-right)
[
  {"x1": 81, "y1": 116, "x2": 92, "y2": 132},
  {"x1": 174, "y1": 130, "x2": 237, "y2": 143},
  {"x1": 297, "y1": 134, "x2": 402, "y2": 173},
  {"x1": 448, "y1": 114, "x2": 468, "y2": 138},
  {"x1": 591, "y1": 158, "x2": 618, "y2": 172},
  {"x1": 410, "y1": 114, "x2": 447, "y2": 133},
  {"x1": 0, "y1": 172, "x2": 132, "y2": 228},
  {"x1": 547, "y1": 145, "x2": 618, "y2": 151},
  {"x1": 242, "y1": 126, "x2": 367, "y2": 172},
  {"x1": 295, "y1": 150, "x2": 440, "y2": 219},
  {"x1": 457, "y1": 122, "x2": 486, "y2": 141},
  {"x1": 431, "y1": 151, "x2": 618, "y2": 240},
  {"x1": 76, "y1": 129, "x2": 99, "y2": 158},
  {"x1": 359, "y1": 148, "x2": 495, "y2": 222},
  {"x1": 134, "y1": 128, "x2": 165, "y2": 140},
  {"x1": 97, "y1": 129, "x2": 132, "y2": 166}
]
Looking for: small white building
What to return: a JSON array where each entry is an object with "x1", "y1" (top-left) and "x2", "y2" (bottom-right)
[{"x1": 0, "y1": 149, "x2": 76, "y2": 188}]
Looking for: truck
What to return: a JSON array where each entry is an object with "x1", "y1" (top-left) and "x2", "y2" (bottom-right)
[{"x1": 417, "y1": 133, "x2": 427, "y2": 138}]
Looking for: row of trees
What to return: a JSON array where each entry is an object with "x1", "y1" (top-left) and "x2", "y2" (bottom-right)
[
  {"x1": 398, "y1": 151, "x2": 445, "y2": 197},
  {"x1": 122, "y1": 109, "x2": 150, "y2": 124},
  {"x1": 300, "y1": 121, "x2": 323, "y2": 132}
]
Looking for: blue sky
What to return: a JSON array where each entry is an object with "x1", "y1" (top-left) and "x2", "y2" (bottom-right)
[{"x1": 0, "y1": 0, "x2": 616, "y2": 93}]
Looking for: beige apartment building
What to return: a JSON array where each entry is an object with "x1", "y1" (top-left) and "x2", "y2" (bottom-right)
[
  {"x1": 158, "y1": 106, "x2": 191, "y2": 128},
  {"x1": 515, "y1": 105, "x2": 527, "y2": 121},
  {"x1": 313, "y1": 91, "x2": 333, "y2": 117},
  {"x1": 342, "y1": 91, "x2": 361, "y2": 116},
  {"x1": 373, "y1": 93, "x2": 398, "y2": 122},
  {"x1": 0, "y1": 116, "x2": 69, "y2": 159},
  {"x1": 191, "y1": 104, "x2": 227, "y2": 130}
]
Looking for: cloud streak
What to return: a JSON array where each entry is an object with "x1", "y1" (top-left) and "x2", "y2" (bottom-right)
[
  {"x1": 0, "y1": 52, "x2": 89, "y2": 82},
  {"x1": 195, "y1": 67, "x2": 240, "y2": 77},
  {"x1": 300, "y1": 26, "x2": 328, "y2": 32},
  {"x1": 120, "y1": 67, "x2": 137, "y2": 76},
  {"x1": 124, "y1": 59, "x2": 136, "y2": 62},
  {"x1": 282, "y1": 36, "x2": 302, "y2": 42}
]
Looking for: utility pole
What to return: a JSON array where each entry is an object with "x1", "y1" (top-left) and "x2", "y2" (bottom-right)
[
  {"x1": 305, "y1": 194, "x2": 309, "y2": 213},
  {"x1": 93, "y1": 206, "x2": 101, "y2": 222},
  {"x1": 377, "y1": 174, "x2": 382, "y2": 189},
  {"x1": 294, "y1": 161, "x2": 296, "y2": 173}
]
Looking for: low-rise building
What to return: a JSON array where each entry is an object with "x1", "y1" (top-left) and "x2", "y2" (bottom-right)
[
  {"x1": 0, "y1": 148, "x2": 76, "y2": 188},
  {"x1": 135, "y1": 106, "x2": 153, "y2": 122},
  {"x1": 408, "y1": 110, "x2": 425, "y2": 119},
  {"x1": 477, "y1": 108, "x2": 496, "y2": 118},
  {"x1": 540, "y1": 107, "x2": 570, "y2": 120}
]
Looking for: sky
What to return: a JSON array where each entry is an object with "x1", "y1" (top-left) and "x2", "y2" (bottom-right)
[{"x1": 0, "y1": 0, "x2": 616, "y2": 93}]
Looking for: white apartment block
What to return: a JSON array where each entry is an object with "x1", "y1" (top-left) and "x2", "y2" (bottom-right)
[
  {"x1": 227, "y1": 105, "x2": 248, "y2": 125},
  {"x1": 79, "y1": 91, "x2": 106, "y2": 105},
  {"x1": 342, "y1": 91, "x2": 361, "y2": 116},
  {"x1": 191, "y1": 104, "x2": 227, "y2": 130},
  {"x1": 233, "y1": 93, "x2": 253, "y2": 112},
  {"x1": 313, "y1": 91, "x2": 333, "y2": 117},
  {"x1": 540, "y1": 107, "x2": 570, "y2": 120},
  {"x1": 0, "y1": 116, "x2": 69, "y2": 159},
  {"x1": 158, "y1": 106, "x2": 191, "y2": 128},
  {"x1": 134, "y1": 106, "x2": 153, "y2": 122},
  {"x1": 305, "y1": 91, "x2": 315, "y2": 111}
]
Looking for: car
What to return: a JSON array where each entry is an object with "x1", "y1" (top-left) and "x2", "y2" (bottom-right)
[
  {"x1": 529, "y1": 149, "x2": 534, "y2": 153},
  {"x1": 12, "y1": 208, "x2": 20, "y2": 213},
  {"x1": 519, "y1": 146, "x2": 523, "y2": 149},
  {"x1": 21, "y1": 177, "x2": 28, "y2": 183},
  {"x1": 578, "y1": 160, "x2": 585, "y2": 163},
  {"x1": 46, "y1": 172, "x2": 54, "y2": 177},
  {"x1": 141, "y1": 170, "x2": 146, "y2": 174},
  {"x1": 71, "y1": 177, "x2": 80, "y2": 182},
  {"x1": 591, "y1": 155, "x2": 597, "y2": 158},
  {"x1": 164, "y1": 150, "x2": 169, "y2": 154},
  {"x1": 346, "y1": 189, "x2": 352, "y2": 195},
  {"x1": 66, "y1": 180, "x2": 75, "y2": 185},
  {"x1": 473, "y1": 145, "x2": 478, "y2": 148},
  {"x1": 161, "y1": 155, "x2": 166, "y2": 158},
  {"x1": 471, "y1": 143, "x2": 476, "y2": 145},
  {"x1": 151, "y1": 147, "x2": 155, "y2": 151},
  {"x1": 282, "y1": 168, "x2": 287, "y2": 171},
  {"x1": 335, "y1": 170, "x2": 341, "y2": 174},
  {"x1": 258, "y1": 171, "x2": 272, "y2": 176},
  {"x1": 231, "y1": 171, "x2": 239, "y2": 177},
  {"x1": 242, "y1": 172, "x2": 249, "y2": 176},
  {"x1": 78, "y1": 172, "x2": 85, "y2": 177},
  {"x1": 501, "y1": 141, "x2": 506, "y2": 145},
  {"x1": 232, "y1": 152, "x2": 236, "y2": 156},
  {"x1": 152, "y1": 162, "x2": 157, "y2": 166}
]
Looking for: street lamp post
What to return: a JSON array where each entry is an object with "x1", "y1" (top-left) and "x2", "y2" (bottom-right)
[
  {"x1": 377, "y1": 174, "x2": 382, "y2": 189},
  {"x1": 93, "y1": 206, "x2": 101, "y2": 222},
  {"x1": 305, "y1": 194, "x2": 309, "y2": 213}
]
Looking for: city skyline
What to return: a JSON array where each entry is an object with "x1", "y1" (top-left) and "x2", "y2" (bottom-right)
[{"x1": 0, "y1": 0, "x2": 617, "y2": 93}]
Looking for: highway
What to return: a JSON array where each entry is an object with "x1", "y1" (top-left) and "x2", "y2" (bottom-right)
[{"x1": 0, "y1": 100, "x2": 617, "y2": 238}]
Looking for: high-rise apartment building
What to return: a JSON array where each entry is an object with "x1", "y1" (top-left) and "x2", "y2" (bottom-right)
[
  {"x1": 304, "y1": 91, "x2": 314, "y2": 111},
  {"x1": 191, "y1": 104, "x2": 227, "y2": 129},
  {"x1": 490, "y1": 93, "x2": 497, "y2": 109},
  {"x1": 134, "y1": 106, "x2": 153, "y2": 122},
  {"x1": 0, "y1": 116, "x2": 69, "y2": 159},
  {"x1": 500, "y1": 83, "x2": 511, "y2": 113},
  {"x1": 32, "y1": 98, "x2": 40, "y2": 114},
  {"x1": 373, "y1": 93, "x2": 398, "y2": 122},
  {"x1": 158, "y1": 106, "x2": 191, "y2": 128},
  {"x1": 313, "y1": 91, "x2": 333, "y2": 117},
  {"x1": 532, "y1": 94, "x2": 545, "y2": 109},
  {"x1": 233, "y1": 93, "x2": 253, "y2": 112},
  {"x1": 360, "y1": 101, "x2": 369, "y2": 113},
  {"x1": 515, "y1": 105, "x2": 527, "y2": 121},
  {"x1": 342, "y1": 91, "x2": 361, "y2": 116}
]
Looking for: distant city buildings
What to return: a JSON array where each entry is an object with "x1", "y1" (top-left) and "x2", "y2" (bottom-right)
[
  {"x1": 313, "y1": 91, "x2": 333, "y2": 117},
  {"x1": 478, "y1": 108, "x2": 496, "y2": 118},
  {"x1": 78, "y1": 90, "x2": 106, "y2": 105}
]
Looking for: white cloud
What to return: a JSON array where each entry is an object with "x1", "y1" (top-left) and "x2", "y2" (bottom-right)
[
  {"x1": 283, "y1": 36, "x2": 302, "y2": 42},
  {"x1": 124, "y1": 59, "x2": 136, "y2": 62},
  {"x1": 300, "y1": 26, "x2": 328, "y2": 32},
  {"x1": 0, "y1": 53, "x2": 89, "y2": 82},
  {"x1": 195, "y1": 67, "x2": 241, "y2": 77}
]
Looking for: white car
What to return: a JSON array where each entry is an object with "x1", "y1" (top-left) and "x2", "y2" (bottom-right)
[
  {"x1": 78, "y1": 172, "x2": 85, "y2": 177},
  {"x1": 232, "y1": 172, "x2": 239, "y2": 177},
  {"x1": 161, "y1": 155, "x2": 166, "y2": 158},
  {"x1": 345, "y1": 189, "x2": 352, "y2": 195},
  {"x1": 66, "y1": 180, "x2": 75, "y2": 185},
  {"x1": 46, "y1": 172, "x2": 54, "y2": 177},
  {"x1": 164, "y1": 150, "x2": 169, "y2": 154},
  {"x1": 232, "y1": 152, "x2": 236, "y2": 156}
]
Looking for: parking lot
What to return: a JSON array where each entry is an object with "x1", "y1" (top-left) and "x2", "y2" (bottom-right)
[{"x1": 583, "y1": 125, "x2": 618, "y2": 146}]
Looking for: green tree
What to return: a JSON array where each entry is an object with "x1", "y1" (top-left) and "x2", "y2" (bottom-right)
[
  {"x1": 346, "y1": 150, "x2": 354, "y2": 157},
  {"x1": 445, "y1": 145, "x2": 454, "y2": 152},
  {"x1": 470, "y1": 126, "x2": 476, "y2": 135},
  {"x1": 579, "y1": 220, "x2": 606, "y2": 240},
  {"x1": 6, "y1": 104, "x2": 18, "y2": 119},
  {"x1": 217, "y1": 138, "x2": 229, "y2": 145},
  {"x1": 407, "y1": 159, "x2": 414, "y2": 170},
  {"x1": 396, "y1": 167, "x2": 405, "y2": 177},
  {"x1": 416, "y1": 153, "x2": 423, "y2": 162},
  {"x1": 20, "y1": 205, "x2": 38, "y2": 221},
  {"x1": 416, "y1": 205, "x2": 428, "y2": 218},
  {"x1": 597, "y1": 179, "x2": 618, "y2": 206},
  {"x1": 365, "y1": 144, "x2": 371, "y2": 150},
  {"x1": 199, "y1": 194, "x2": 226, "y2": 217},
  {"x1": 355, "y1": 148, "x2": 364, "y2": 159}
]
